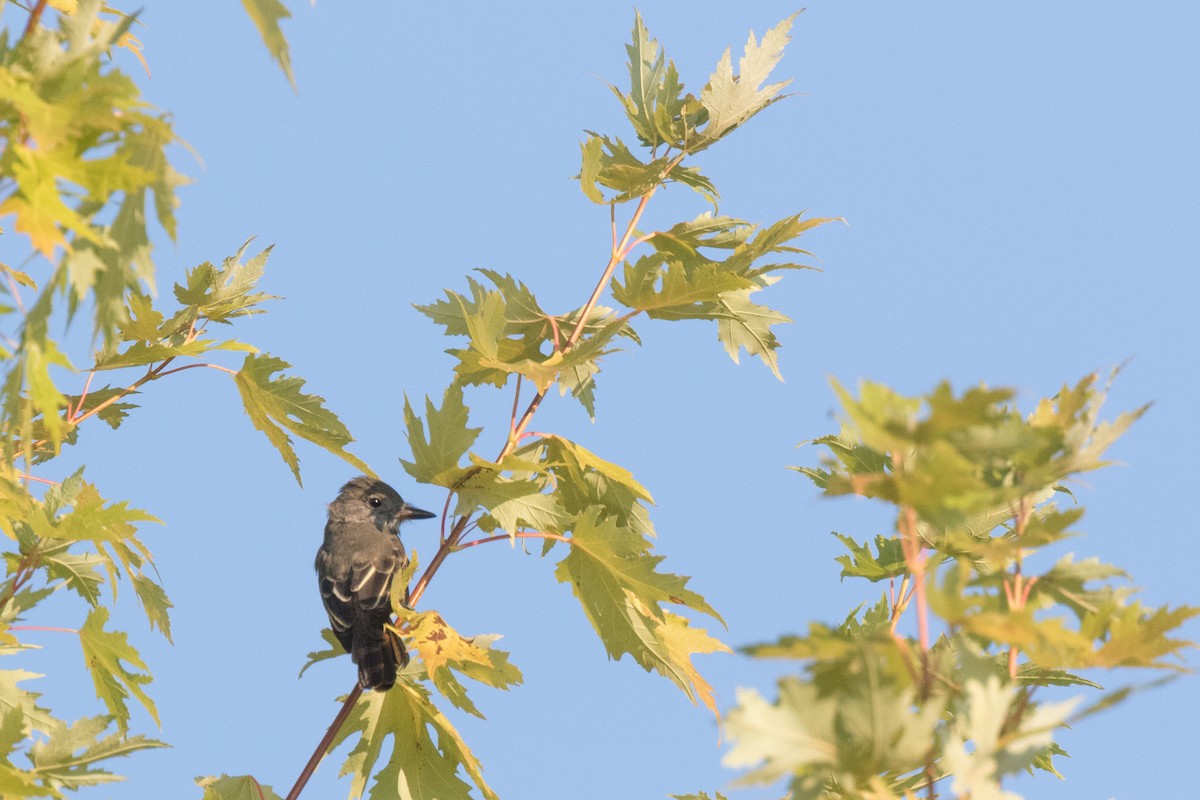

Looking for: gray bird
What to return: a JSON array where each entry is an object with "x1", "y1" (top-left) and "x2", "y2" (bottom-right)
[{"x1": 315, "y1": 476, "x2": 435, "y2": 691}]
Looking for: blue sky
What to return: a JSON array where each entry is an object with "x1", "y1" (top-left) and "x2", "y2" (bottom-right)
[{"x1": 12, "y1": 2, "x2": 1199, "y2": 798}]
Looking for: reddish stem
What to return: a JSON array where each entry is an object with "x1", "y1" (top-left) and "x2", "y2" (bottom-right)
[
  {"x1": 21, "y1": 0, "x2": 48, "y2": 43},
  {"x1": 284, "y1": 685, "x2": 363, "y2": 800},
  {"x1": 455, "y1": 530, "x2": 573, "y2": 550},
  {"x1": 9, "y1": 625, "x2": 77, "y2": 634}
]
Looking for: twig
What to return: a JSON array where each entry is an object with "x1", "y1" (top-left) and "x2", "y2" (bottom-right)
[
  {"x1": 65, "y1": 357, "x2": 175, "y2": 431},
  {"x1": 155, "y1": 363, "x2": 238, "y2": 378},
  {"x1": 508, "y1": 375, "x2": 523, "y2": 438},
  {"x1": 20, "y1": 0, "x2": 48, "y2": 43},
  {"x1": 284, "y1": 684, "x2": 363, "y2": 800},
  {"x1": 3, "y1": 270, "x2": 27, "y2": 315},
  {"x1": 564, "y1": 188, "x2": 657, "y2": 352},
  {"x1": 17, "y1": 472, "x2": 58, "y2": 487},
  {"x1": 9, "y1": 624, "x2": 78, "y2": 634},
  {"x1": 454, "y1": 530, "x2": 573, "y2": 551},
  {"x1": 888, "y1": 573, "x2": 912, "y2": 635},
  {"x1": 69, "y1": 370, "x2": 98, "y2": 422}
]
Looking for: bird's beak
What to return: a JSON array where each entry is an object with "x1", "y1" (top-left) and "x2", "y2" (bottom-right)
[{"x1": 400, "y1": 504, "x2": 436, "y2": 521}]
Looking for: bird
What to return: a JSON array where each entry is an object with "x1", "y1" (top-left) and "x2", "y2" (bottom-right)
[{"x1": 315, "y1": 476, "x2": 435, "y2": 691}]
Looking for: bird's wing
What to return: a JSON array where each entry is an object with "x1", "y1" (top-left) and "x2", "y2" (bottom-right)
[
  {"x1": 315, "y1": 546, "x2": 355, "y2": 652},
  {"x1": 348, "y1": 536, "x2": 405, "y2": 614}
]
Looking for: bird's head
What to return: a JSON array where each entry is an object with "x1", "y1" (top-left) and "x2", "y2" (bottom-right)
[{"x1": 328, "y1": 475, "x2": 435, "y2": 534}]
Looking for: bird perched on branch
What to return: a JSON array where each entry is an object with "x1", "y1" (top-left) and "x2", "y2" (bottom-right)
[{"x1": 315, "y1": 476, "x2": 435, "y2": 691}]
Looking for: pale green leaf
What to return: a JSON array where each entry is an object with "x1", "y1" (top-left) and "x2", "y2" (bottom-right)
[
  {"x1": 196, "y1": 774, "x2": 285, "y2": 800},
  {"x1": 240, "y1": 0, "x2": 295, "y2": 90},
  {"x1": 77, "y1": 607, "x2": 158, "y2": 732},
  {"x1": 234, "y1": 353, "x2": 371, "y2": 486}
]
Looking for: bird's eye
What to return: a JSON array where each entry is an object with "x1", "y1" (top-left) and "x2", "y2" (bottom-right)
[{"x1": 368, "y1": 496, "x2": 382, "y2": 508}]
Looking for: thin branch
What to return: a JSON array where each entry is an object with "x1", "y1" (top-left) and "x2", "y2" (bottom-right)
[
  {"x1": 3, "y1": 270, "x2": 27, "y2": 315},
  {"x1": 888, "y1": 573, "x2": 912, "y2": 635},
  {"x1": 564, "y1": 189, "x2": 656, "y2": 352},
  {"x1": 16, "y1": 472, "x2": 58, "y2": 487},
  {"x1": 0, "y1": 561, "x2": 35, "y2": 614},
  {"x1": 65, "y1": 358, "x2": 175, "y2": 430},
  {"x1": 438, "y1": 492, "x2": 454, "y2": 545},
  {"x1": 20, "y1": 0, "x2": 48, "y2": 44},
  {"x1": 284, "y1": 684, "x2": 363, "y2": 800},
  {"x1": 454, "y1": 530, "x2": 573, "y2": 551},
  {"x1": 69, "y1": 370, "x2": 97, "y2": 422},
  {"x1": 9, "y1": 624, "x2": 78, "y2": 634},
  {"x1": 155, "y1": 362, "x2": 238, "y2": 378},
  {"x1": 508, "y1": 375, "x2": 523, "y2": 438}
]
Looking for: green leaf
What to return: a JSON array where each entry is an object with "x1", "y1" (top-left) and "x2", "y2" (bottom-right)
[
  {"x1": 43, "y1": 548, "x2": 106, "y2": 606},
  {"x1": 77, "y1": 607, "x2": 158, "y2": 732},
  {"x1": 553, "y1": 510, "x2": 728, "y2": 714},
  {"x1": 130, "y1": 572, "x2": 173, "y2": 642},
  {"x1": 576, "y1": 133, "x2": 675, "y2": 205},
  {"x1": 26, "y1": 715, "x2": 167, "y2": 792},
  {"x1": 234, "y1": 353, "x2": 371, "y2": 486},
  {"x1": 332, "y1": 680, "x2": 498, "y2": 800},
  {"x1": 611, "y1": 212, "x2": 833, "y2": 377},
  {"x1": 172, "y1": 241, "x2": 277, "y2": 326},
  {"x1": 619, "y1": 11, "x2": 667, "y2": 146},
  {"x1": 1086, "y1": 601, "x2": 1200, "y2": 670},
  {"x1": 544, "y1": 435, "x2": 653, "y2": 505},
  {"x1": 0, "y1": 705, "x2": 40, "y2": 797},
  {"x1": 33, "y1": 478, "x2": 161, "y2": 596},
  {"x1": 462, "y1": 474, "x2": 573, "y2": 539},
  {"x1": 400, "y1": 384, "x2": 482, "y2": 488},
  {"x1": 694, "y1": 13, "x2": 798, "y2": 151},
  {"x1": 609, "y1": 12, "x2": 708, "y2": 152},
  {"x1": 0, "y1": 669, "x2": 56, "y2": 736},
  {"x1": 832, "y1": 533, "x2": 907, "y2": 582},
  {"x1": 713, "y1": 282, "x2": 790, "y2": 379},
  {"x1": 197, "y1": 774, "x2": 285, "y2": 800},
  {"x1": 298, "y1": 627, "x2": 348, "y2": 679},
  {"x1": 240, "y1": 0, "x2": 295, "y2": 90}
]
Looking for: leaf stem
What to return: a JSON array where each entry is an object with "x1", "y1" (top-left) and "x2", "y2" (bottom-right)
[
  {"x1": 454, "y1": 530, "x2": 573, "y2": 551},
  {"x1": 3, "y1": 269, "x2": 27, "y2": 315},
  {"x1": 9, "y1": 624, "x2": 78, "y2": 634},
  {"x1": 69, "y1": 370, "x2": 97, "y2": 421},
  {"x1": 154, "y1": 362, "x2": 239, "y2": 378}
]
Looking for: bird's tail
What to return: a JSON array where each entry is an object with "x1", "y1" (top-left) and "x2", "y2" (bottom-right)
[{"x1": 352, "y1": 622, "x2": 409, "y2": 691}]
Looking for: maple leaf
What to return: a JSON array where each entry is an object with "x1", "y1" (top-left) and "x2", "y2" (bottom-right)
[
  {"x1": 235, "y1": 353, "x2": 371, "y2": 486},
  {"x1": 77, "y1": 607, "x2": 157, "y2": 732}
]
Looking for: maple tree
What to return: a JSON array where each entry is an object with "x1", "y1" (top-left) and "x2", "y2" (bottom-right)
[{"x1": 0, "y1": 3, "x2": 1193, "y2": 800}]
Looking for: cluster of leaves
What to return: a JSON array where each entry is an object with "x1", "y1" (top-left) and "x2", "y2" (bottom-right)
[
  {"x1": 288, "y1": 11, "x2": 834, "y2": 800},
  {"x1": 0, "y1": 4, "x2": 373, "y2": 796},
  {"x1": 714, "y1": 374, "x2": 1197, "y2": 800}
]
